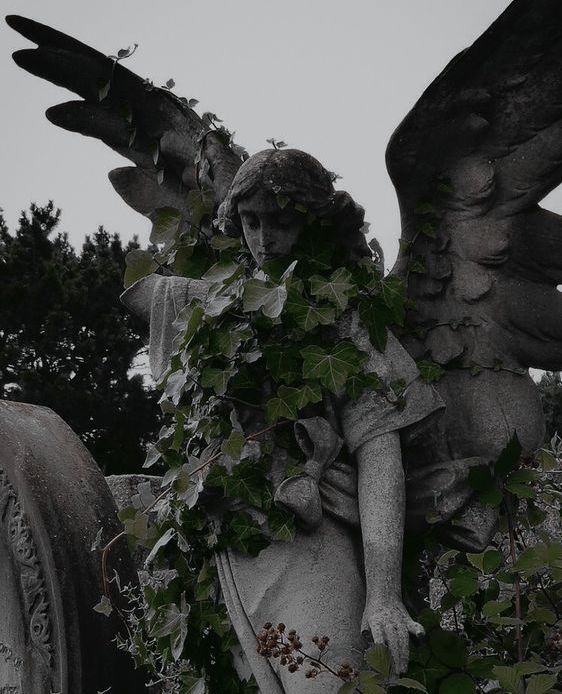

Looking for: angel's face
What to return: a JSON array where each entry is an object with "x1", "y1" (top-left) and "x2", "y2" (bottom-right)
[{"x1": 238, "y1": 188, "x2": 305, "y2": 266}]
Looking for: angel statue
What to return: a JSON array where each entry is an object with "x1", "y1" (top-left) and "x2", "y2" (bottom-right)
[{"x1": 6, "y1": 0, "x2": 562, "y2": 691}]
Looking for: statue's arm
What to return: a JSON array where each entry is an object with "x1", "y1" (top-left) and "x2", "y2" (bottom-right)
[
  {"x1": 121, "y1": 274, "x2": 209, "y2": 382},
  {"x1": 355, "y1": 431, "x2": 423, "y2": 673}
]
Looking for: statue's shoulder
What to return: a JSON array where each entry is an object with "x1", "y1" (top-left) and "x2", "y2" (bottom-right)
[{"x1": 335, "y1": 308, "x2": 419, "y2": 387}]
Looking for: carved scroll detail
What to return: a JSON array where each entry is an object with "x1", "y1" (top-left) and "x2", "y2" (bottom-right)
[{"x1": 0, "y1": 466, "x2": 54, "y2": 667}]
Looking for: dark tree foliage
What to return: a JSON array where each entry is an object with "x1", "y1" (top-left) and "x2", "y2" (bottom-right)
[
  {"x1": 0, "y1": 202, "x2": 161, "y2": 474},
  {"x1": 537, "y1": 371, "x2": 562, "y2": 442}
]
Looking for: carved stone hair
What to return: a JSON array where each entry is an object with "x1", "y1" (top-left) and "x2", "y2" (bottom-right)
[{"x1": 219, "y1": 148, "x2": 374, "y2": 264}]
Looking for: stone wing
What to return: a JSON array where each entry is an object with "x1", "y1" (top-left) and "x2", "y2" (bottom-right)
[
  {"x1": 7, "y1": 15, "x2": 244, "y2": 238},
  {"x1": 387, "y1": 0, "x2": 562, "y2": 371}
]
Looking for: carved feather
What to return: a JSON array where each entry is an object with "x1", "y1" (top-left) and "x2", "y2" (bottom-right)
[
  {"x1": 388, "y1": 0, "x2": 562, "y2": 371},
  {"x1": 6, "y1": 14, "x2": 243, "y2": 237}
]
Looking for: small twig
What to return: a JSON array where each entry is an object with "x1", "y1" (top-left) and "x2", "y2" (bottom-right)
[
  {"x1": 505, "y1": 495, "x2": 524, "y2": 662},
  {"x1": 101, "y1": 486, "x2": 170, "y2": 596},
  {"x1": 436, "y1": 564, "x2": 460, "y2": 634}
]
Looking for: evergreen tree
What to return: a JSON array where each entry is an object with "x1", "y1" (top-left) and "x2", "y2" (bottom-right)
[{"x1": 0, "y1": 202, "x2": 160, "y2": 474}]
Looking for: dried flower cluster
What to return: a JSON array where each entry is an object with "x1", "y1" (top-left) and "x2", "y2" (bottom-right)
[{"x1": 256, "y1": 623, "x2": 358, "y2": 684}]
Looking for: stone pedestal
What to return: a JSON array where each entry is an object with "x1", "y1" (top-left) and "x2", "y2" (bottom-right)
[{"x1": 0, "y1": 401, "x2": 146, "y2": 694}]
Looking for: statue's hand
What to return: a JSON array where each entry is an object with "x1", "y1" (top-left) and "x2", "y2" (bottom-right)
[{"x1": 362, "y1": 599, "x2": 424, "y2": 674}]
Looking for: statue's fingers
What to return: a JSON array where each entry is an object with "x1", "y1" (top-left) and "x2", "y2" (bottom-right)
[
  {"x1": 388, "y1": 624, "x2": 409, "y2": 674},
  {"x1": 396, "y1": 626, "x2": 410, "y2": 674},
  {"x1": 367, "y1": 622, "x2": 385, "y2": 645},
  {"x1": 406, "y1": 618, "x2": 425, "y2": 638}
]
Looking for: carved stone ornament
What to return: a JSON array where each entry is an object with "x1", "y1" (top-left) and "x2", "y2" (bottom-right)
[
  {"x1": 0, "y1": 401, "x2": 147, "y2": 694},
  {"x1": 0, "y1": 465, "x2": 54, "y2": 692}
]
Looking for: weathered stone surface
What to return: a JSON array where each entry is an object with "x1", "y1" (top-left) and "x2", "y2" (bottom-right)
[
  {"x1": 0, "y1": 401, "x2": 146, "y2": 694},
  {"x1": 106, "y1": 473, "x2": 161, "y2": 513}
]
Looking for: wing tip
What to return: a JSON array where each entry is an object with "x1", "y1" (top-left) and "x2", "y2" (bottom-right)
[{"x1": 5, "y1": 15, "x2": 38, "y2": 39}]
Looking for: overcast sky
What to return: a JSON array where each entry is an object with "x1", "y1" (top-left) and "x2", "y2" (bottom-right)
[{"x1": 5, "y1": 0, "x2": 557, "y2": 270}]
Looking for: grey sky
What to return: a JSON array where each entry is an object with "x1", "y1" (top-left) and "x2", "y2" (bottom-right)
[{"x1": 4, "y1": 0, "x2": 558, "y2": 270}]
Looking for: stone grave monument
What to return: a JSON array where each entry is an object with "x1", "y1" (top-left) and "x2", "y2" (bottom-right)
[{"x1": 0, "y1": 401, "x2": 146, "y2": 694}]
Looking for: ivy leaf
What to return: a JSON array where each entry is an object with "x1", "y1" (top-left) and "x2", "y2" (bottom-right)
[
  {"x1": 468, "y1": 465, "x2": 503, "y2": 507},
  {"x1": 358, "y1": 672, "x2": 385, "y2": 694},
  {"x1": 301, "y1": 341, "x2": 368, "y2": 393},
  {"x1": 418, "y1": 221, "x2": 438, "y2": 238},
  {"x1": 416, "y1": 359, "x2": 445, "y2": 384},
  {"x1": 482, "y1": 599, "x2": 512, "y2": 617},
  {"x1": 492, "y1": 666, "x2": 523, "y2": 694},
  {"x1": 466, "y1": 549, "x2": 503, "y2": 574},
  {"x1": 512, "y1": 544, "x2": 548, "y2": 577},
  {"x1": 535, "y1": 448, "x2": 556, "y2": 471},
  {"x1": 201, "y1": 367, "x2": 235, "y2": 396},
  {"x1": 174, "y1": 303, "x2": 205, "y2": 351},
  {"x1": 428, "y1": 629, "x2": 467, "y2": 668},
  {"x1": 265, "y1": 386, "x2": 301, "y2": 422},
  {"x1": 263, "y1": 344, "x2": 302, "y2": 384},
  {"x1": 243, "y1": 279, "x2": 288, "y2": 319},
  {"x1": 494, "y1": 433, "x2": 522, "y2": 478},
  {"x1": 285, "y1": 288, "x2": 336, "y2": 331},
  {"x1": 221, "y1": 430, "x2": 246, "y2": 458},
  {"x1": 482, "y1": 549, "x2": 503, "y2": 573},
  {"x1": 338, "y1": 683, "x2": 359, "y2": 694},
  {"x1": 358, "y1": 298, "x2": 392, "y2": 352},
  {"x1": 527, "y1": 500, "x2": 546, "y2": 526},
  {"x1": 438, "y1": 673, "x2": 475, "y2": 694},
  {"x1": 292, "y1": 224, "x2": 335, "y2": 270},
  {"x1": 124, "y1": 510, "x2": 152, "y2": 541},
  {"x1": 202, "y1": 259, "x2": 242, "y2": 285},
  {"x1": 221, "y1": 461, "x2": 270, "y2": 509},
  {"x1": 210, "y1": 326, "x2": 251, "y2": 359},
  {"x1": 466, "y1": 656, "x2": 500, "y2": 678},
  {"x1": 415, "y1": 201, "x2": 437, "y2": 215},
  {"x1": 296, "y1": 382, "x2": 323, "y2": 408},
  {"x1": 226, "y1": 511, "x2": 269, "y2": 556},
  {"x1": 505, "y1": 468, "x2": 537, "y2": 498},
  {"x1": 505, "y1": 481, "x2": 535, "y2": 499},
  {"x1": 366, "y1": 643, "x2": 392, "y2": 677},
  {"x1": 93, "y1": 595, "x2": 113, "y2": 617},
  {"x1": 186, "y1": 189, "x2": 214, "y2": 228},
  {"x1": 379, "y1": 275, "x2": 407, "y2": 326},
  {"x1": 173, "y1": 245, "x2": 209, "y2": 279},
  {"x1": 309, "y1": 267, "x2": 356, "y2": 311},
  {"x1": 449, "y1": 566, "x2": 479, "y2": 597},
  {"x1": 268, "y1": 507, "x2": 296, "y2": 542},
  {"x1": 346, "y1": 372, "x2": 384, "y2": 400},
  {"x1": 151, "y1": 594, "x2": 190, "y2": 661},
  {"x1": 205, "y1": 292, "x2": 238, "y2": 318},
  {"x1": 393, "y1": 678, "x2": 428, "y2": 692},
  {"x1": 210, "y1": 235, "x2": 241, "y2": 251},
  {"x1": 514, "y1": 662, "x2": 548, "y2": 677},
  {"x1": 144, "y1": 527, "x2": 175, "y2": 566},
  {"x1": 524, "y1": 674, "x2": 557, "y2": 694},
  {"x1": 123, "y1": 249, "x2": 157, "y2": 288},
  {"x1": 150, "y1": 207, "x2": 182, "y2": 245}
]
